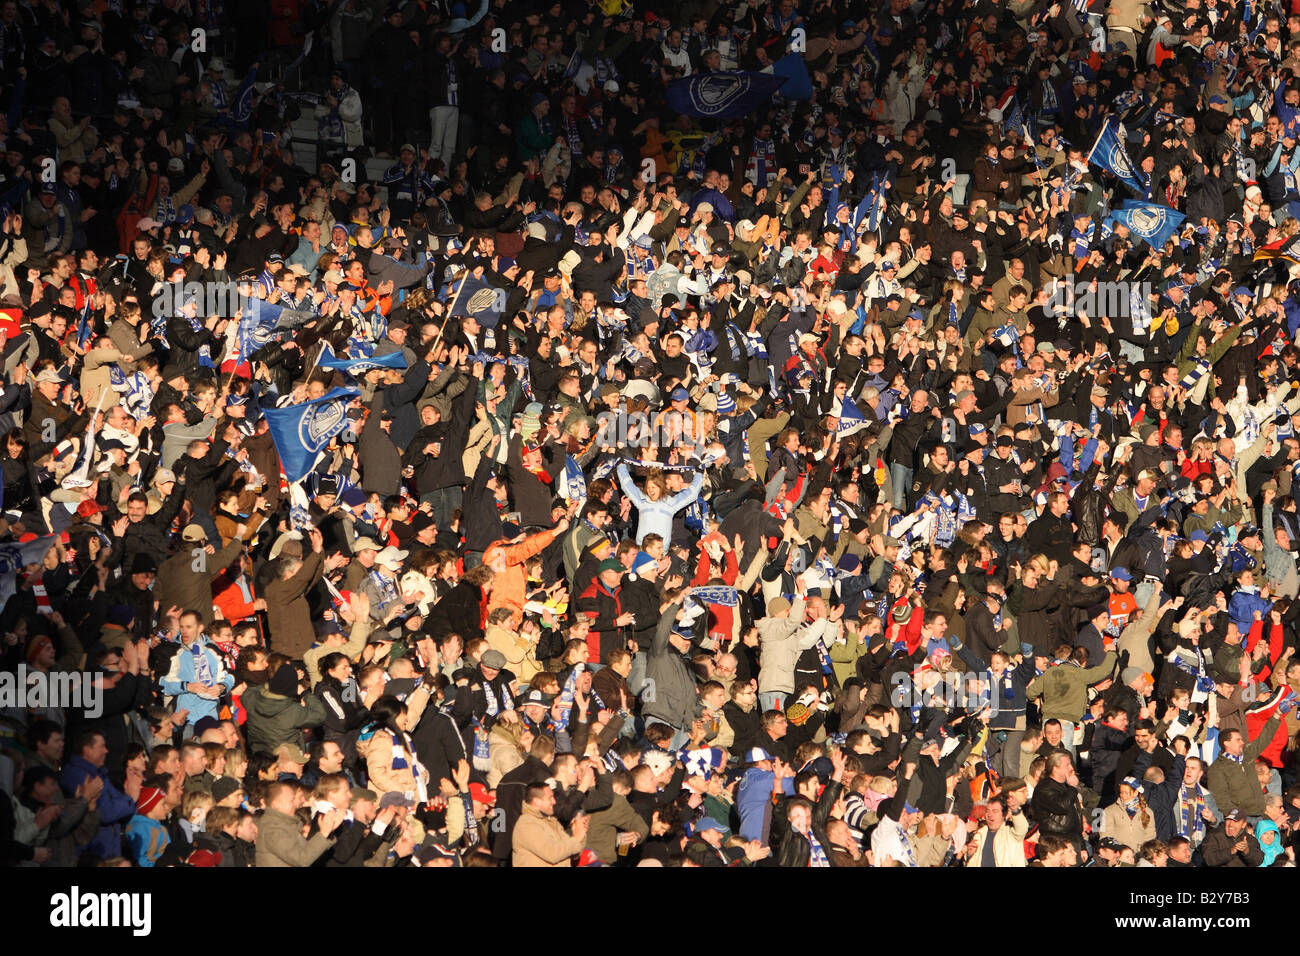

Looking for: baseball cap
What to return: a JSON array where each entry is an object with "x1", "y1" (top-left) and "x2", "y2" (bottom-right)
[
  {"x1": 745, "y1": 747, "x2": 773, "y2": 764},
  {"x1": 1109, "y1": 567, "x2": 1132, "y2": 581},
  {"x1": 274, "y1": 743, "x2": 309, "y2": 764}
]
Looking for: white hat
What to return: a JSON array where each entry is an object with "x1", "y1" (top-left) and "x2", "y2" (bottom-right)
[
  {"x1": 375, "y1": 546, "x2": 408, "y2": 568},
  {"x1": 209, "y1": 57, "x2": 226, "y2": 73},
  {"x1": 558, "y1": 250, "x2": 582, "y2": 275}
]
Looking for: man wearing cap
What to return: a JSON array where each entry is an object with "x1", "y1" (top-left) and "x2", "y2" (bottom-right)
[
  {"x1": 154, "y1": 522, "x2": 244, "y2": 630},
  {"x1": 575, "y1": 557, "x2": 636, "y2": 665},
  {"x1": 1201, "y1": 807, "x2": 1266, "y2": 866}
]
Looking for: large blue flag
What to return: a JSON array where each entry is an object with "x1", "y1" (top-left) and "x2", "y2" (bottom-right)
[
  {"x1": 263, "y1": 388, "x2": 360, "y2": 483},
  {"x1": 447, "y1": 274, "x2": 505, "y2": 327},
  {"x1": 771, "y1": 54, "x2": 813, "y2": 101},
  {"x1": 665, "y1": 71, "x2": 788, "y2": 119},
  {"x1": 317, "y1": 344, "x2": 408, "y2": 374},
  {"x1": 1087, "y1": 116, "x2": 1148, "y2": 195},
  {"x1": 1103, "y1": 201, "x2": 1185, "y2": 250}
]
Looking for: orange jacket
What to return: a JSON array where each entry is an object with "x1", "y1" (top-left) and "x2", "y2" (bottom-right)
[{"x1": 484, "y1": 527, "x2": 562, "y2": 627}]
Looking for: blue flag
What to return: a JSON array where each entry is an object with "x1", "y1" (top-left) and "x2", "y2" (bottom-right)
[
  {"x1": 836, "y1": 398, "x2": 870, "y2": 437},
  {"x1": 317, "y1": 344, "x2": 409, "y2": 375},
  {"x1": 771, "y1": 54, "x2": 813, "y2": 101},
  {"x1": 853, "y1": 171, "x2": 889, "y2": 233},
  {"x1": 231, "y1": 59, "x2": 260, "y2": 126},
  {"x1": 238, "y1": 297, "x2": 283, "y2": 359},
  {"x1": 447, "y1": 275, "x2": 505, "y2": 328},
  {"x1": 263, "y1": 388, "x2": 360, "y2": 483},
  {"x1": 1087, "y1": 116, "x2": 1148, "y2": 195},
  {"x1": 665, "y1": 71, "x2": 788, "y2": 119},
  {"x1": 1001, "y1": 97, "x2": 1023, "y2": 138},
  {"x1": 1103, "y1": 201, "x2": 1185, "y2": 250}
]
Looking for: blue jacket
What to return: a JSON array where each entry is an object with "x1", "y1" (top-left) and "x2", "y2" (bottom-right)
[
  {"x1": 1227, "y1": 589, "x2": 1271, "y2": 635},
  {"x1": 736, "y1": 767, "x2": 793, "y2": 844},
  {"x1": 61, "y1": 755, "x2": 136, "y2": 859},
  {"x1": 160, "y1": 637, "x2": 235, "y2": 725},
  {"x1": 616, "y1": 462, "x2": 703, "y2": 546}
]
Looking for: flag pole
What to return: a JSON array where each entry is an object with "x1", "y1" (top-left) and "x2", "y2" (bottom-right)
[{"x1": 430, "y1": 268, "x2": 471, "y2": 354}]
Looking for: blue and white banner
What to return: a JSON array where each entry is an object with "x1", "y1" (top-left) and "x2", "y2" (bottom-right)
[
  {"x1": 1104, "y1": 200, "x2": 1185, "y2": 250},
  {"x1": 317, "y1": 343, "x2": 408, "y2": 375},
  {"x1": 835, "y1": 397, "x2": 870, "y2": 437},
  {"x1": 1087, "y1": 116, "x2": 1148, "y2": 195},
  {"x1": 688, "y1": 585, "x2": 741, "y2": 607},
  {"x1": 447, "y1": 275, "x2": 504, "y2": 328},
  {"x1": 0, "y1": 535, "x2": 58, "y2": 608},
  {"x1": 665, "y1": 71, "x2": 788, "y2": 119},
  {"x1": 263, "y1": 388, "x2": 360, "y2": 483}
]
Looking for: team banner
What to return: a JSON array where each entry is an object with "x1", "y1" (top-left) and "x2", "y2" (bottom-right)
[
  {"x1": 665, "y1": 71, "x2": 788, "y2": 119},
  {"x1": 263, "y1": 388, "x2": 361, "y2": 483}
]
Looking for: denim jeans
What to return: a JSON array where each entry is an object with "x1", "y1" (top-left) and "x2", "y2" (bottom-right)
[
  {"x1": 420, "y1": 485, "x2": 463, "y2": 531},
  {"x1": 890, "y1": 463, "x2": 913, "y2": 511}
]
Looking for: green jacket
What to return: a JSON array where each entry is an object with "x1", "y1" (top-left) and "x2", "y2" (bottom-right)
[
  {"x1": 1026, "y1": 651, "x2": 1117, "y2": 723},
  {"x1": 584, "y1": 793, "x2": 650, "y2": 864},
  {"x1": 241, "y1": 686, "x2": 329, "y2": 756},
  {"x1": 829, "y1": 635, "x2": 869, "y2": 686},
  {"x1": 1205, "y1": 715, "x2": 1282, "y2": 816}
]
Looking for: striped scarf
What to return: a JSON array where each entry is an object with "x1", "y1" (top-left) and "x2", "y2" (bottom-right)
[
  {"x1": 806, "y1": 830, "x2": 831, "y2": 867},
  {"x1": 1177, "y1": 783, "x2": 1208, "y2": 844}
]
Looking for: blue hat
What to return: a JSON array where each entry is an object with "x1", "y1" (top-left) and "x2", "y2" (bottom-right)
[
  {"x1": 716, "y1": 390, "x2": 736, "y2": 414},
  {"x1": 829, "y1": 126, "x2": 843, "y2": 137},
  {"x1": 634, "y1": 234, "x2": 653, "y2": 249},
  {"x1": 969, "y1": 423, "x2": 987, "y2": 435},
  {"x1": 745, "y1": 747, "x2": 773, "y2": 764},
  {"x1": 880, "y1": 260, "x2": 895, "y2": 269},
  {"x1": 908, "y1": 308, "x2": 925, "y2": 321},
  {"x1": 1109, "y1": 567, "x2": 1132, "y2": 581},
  {"x1": 670, "y1": 386, "x2": 690, "y2": 403},
  {"x1": 1233, "y1": 286, "x2": 1251, "y2": 297},
  {"x1": 926, "y1": 637, "x2": 951, "y2": 658},
  {"x1": 631, "y1": 552, "x2": 657, "y2": 576},
  {"x1": 1190, "y1": 530, "x2": 1209, "y2": 542},
  {"x1": 695, "y1": 816, "x2": 727, "y2": 833},
  {"x1": 176, "y1": 204, "x2": 196, "y2": 225},
  {"x1": 801, "y1": 129, "x2": 816, "y2": 146}
]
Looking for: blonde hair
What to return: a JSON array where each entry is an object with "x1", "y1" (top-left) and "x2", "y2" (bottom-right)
[{"x1": 182, "y1": 789, "x2": 214, "y2": 820}]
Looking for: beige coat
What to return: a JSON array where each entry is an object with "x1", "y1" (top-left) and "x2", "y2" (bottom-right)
[
  {"x1": 254, "y1": 808, "x2": 336, "y2": 867},
  {"x1": 511, "y1": 803, "x2": 585, "y2": 867},
  {"x1": 965, "y1": 812, "x2": 1029, "y2": 867}
]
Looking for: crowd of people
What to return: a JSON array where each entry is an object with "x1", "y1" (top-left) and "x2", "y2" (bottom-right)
[{"x1": 2, "y1": 0, "x2": 1300, "y2": 869}]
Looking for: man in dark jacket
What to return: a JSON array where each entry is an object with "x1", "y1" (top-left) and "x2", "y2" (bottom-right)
[
  {"x1": 775, "y1": 748, "x2": 846, "y2": 867},
  {"x1": 1201, "y1": 809, "x2": 1265, "y2": 866},
  {"x1": 1031, "y1": 751, "x2": 1086, "y2": 850}
]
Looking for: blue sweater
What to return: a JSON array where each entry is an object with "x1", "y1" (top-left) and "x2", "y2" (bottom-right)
[
  {"x1": 61, "y1": 756, "x2": 137, "y2": 859},
  {"x1": 616, "y1": 462, "x2": 704, "y2": 546}
]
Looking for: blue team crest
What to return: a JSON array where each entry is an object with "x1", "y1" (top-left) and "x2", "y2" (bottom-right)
[
  {"x1": 1127, "y1": 203, "x2": 1167, "y2": 239},
  {"x1": 298, "y1": 398, "x2": 348, "y2": 449},
  {"x1": 666, "y1": 71, "x2": 787, "y2": 119},
  {"x1": 692, "y1": 74, "x2": 753, "y2": 115}
]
